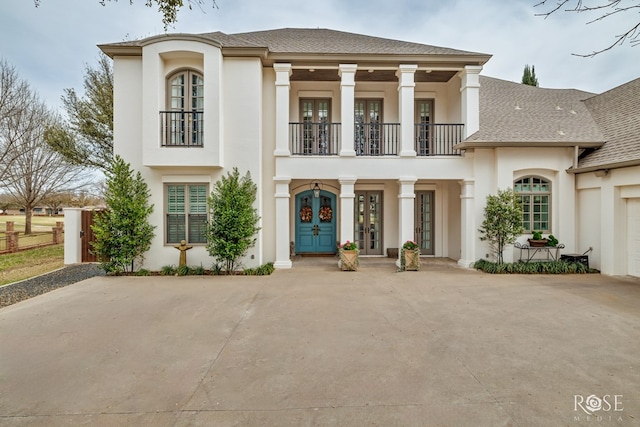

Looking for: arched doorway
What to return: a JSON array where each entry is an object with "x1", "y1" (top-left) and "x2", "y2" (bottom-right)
[{"x1": 295, "y1": 190, "x2": 336, "y2": 254}]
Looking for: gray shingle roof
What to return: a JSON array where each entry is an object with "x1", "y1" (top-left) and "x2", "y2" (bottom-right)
[
  {"x1": 218, "y1": 28, "x2": 487, "y2": 56},
  {"x1": 465, "y1": 76, "x2": 604, "y2": 144},
  {"x1": 578, "y1": 77, "x2": 640, "y2": 169}
]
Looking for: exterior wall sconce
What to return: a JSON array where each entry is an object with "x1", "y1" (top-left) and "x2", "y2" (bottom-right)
[
  {"x1": 594, "y1": 169, "x2": 609, "y2": 177},
  {"x1": 310, "y1": 181, "x2": 322, "y2": 198}
]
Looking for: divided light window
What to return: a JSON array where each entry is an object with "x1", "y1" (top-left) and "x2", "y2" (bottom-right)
[
  {"x1": 166, "y1": 184, "x2": 208, "y2": 244},
  {"x1": 514, "y1": 176, "x2": 551, "y2": 233},
  {"x1": 163, "y1": 70, "x2": 204, "y2": 146}
]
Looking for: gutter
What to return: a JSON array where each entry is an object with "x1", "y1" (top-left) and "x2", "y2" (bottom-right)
[{"x1": 566, "y1": 159, "x2": 640, "y2": 174}]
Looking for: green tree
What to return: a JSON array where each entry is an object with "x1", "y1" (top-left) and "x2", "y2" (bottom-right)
[
  {"x1": 91, "y1": 155, "x2": 155, "y2": 274},
  {"x1": 206, "y1": 168, "x2": 261, "y2": 273},
  {"x1": 45, "y1": 54, "x2": 113, "y2": 173},
  {"x1": 478, "y1": 188, "x2": 524, "y2": 264},
  {"x1": 521, "y1": 64, "x2": 539, "y2": 86}
]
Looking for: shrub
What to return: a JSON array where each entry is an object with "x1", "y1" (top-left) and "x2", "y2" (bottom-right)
[
  {"x1": 161, "y1": 265, "x2": 177, "y2": 276},
  {"x1": 243, "y1": 262, "x2": 275, "y2": 276},
  {"x1": 135, "y1": 269, "x2": 151, "y2": 276},
  {"x1": 176, "y1": 264, "x2": 192, "y2": 276},
  {"x1": 475, "y1": 259, "x2": 590, "y2": 274}
]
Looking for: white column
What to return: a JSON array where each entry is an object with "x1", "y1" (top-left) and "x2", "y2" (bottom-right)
[
  {"x1": 63, "y1": 208, "x2": 83, "y2": 265},
  {"x1": 274, "y1": 64, "x2": 292, "y2": 156},
  {"x1": 339, "y1": 64, "x2": 357, "y2": 157},
  {"x1": 273, "y1": 177, "x2": 292, "y2": 269},
  {"x1": 459, "y1": 65, "x2": 482, "y2": 139},
  {"x1": 339, "y1": 176, "x2": 357, "y2": 243},
  {"x1": 398, "y1": 178, "x2": 417, "y2": 260},
  {"x1": 397, "y1": 65, "x2": 417, "y2": 157},
  {"x1": 458, "y1": 179, "x2": 476, "y2": 267}
]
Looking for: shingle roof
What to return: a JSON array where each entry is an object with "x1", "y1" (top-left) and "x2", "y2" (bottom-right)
[
  {"x1": 465, "y1": 76, "x2": 604, "y2": 144},
  {"x1": 100, "y1": 28, "x2": 490, "y2": 59},
  {"x1": 217, "y1": 28, "x2": 487, "y2": 56},
  {"x1": 578, "y1": 77, "x2": 640, "y2": 169}
]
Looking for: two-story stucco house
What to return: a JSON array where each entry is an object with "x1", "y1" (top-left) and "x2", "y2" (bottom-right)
[{"x1": 92, "y1": 28, "x2": 640, "y2": 277}]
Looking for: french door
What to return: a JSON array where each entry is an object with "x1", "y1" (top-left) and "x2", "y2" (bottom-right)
[
  {"x1": 301, "y1": 99, "x2": 331, "y2": 155},
  {"x1": 415, "y1": 191, "x2": 434, "y2": 255},
  {"x1": 415, "y1": 100, "x2": 434, "y2": 156},
  {"x1": 354, "y1": 100, "x2": 382, "y2": 155},
  {"x1": 355, "y1": 191, "x2": 383, "y2": 255}
]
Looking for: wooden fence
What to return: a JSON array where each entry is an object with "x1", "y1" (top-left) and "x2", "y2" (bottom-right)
[{"x1": 0, "y1": 221, "x2": 64, "y2": 254}]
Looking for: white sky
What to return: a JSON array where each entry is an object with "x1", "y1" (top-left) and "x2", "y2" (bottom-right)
[{"x1": 0, "y1": 0, "x2": 637, "y2": 109}]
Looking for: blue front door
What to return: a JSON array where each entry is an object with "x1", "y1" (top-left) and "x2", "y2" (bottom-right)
[{"x1": 295, "y1": 190, "x2": 336, "y2": 254}]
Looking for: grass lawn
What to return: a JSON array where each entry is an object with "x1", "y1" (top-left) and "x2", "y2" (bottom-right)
[
  {"x1": 0, "y1": 245, "x2": 64, "y2": 286},
  {"x1": 0, "y1": 215, "x2": 62, "y2": 233}
]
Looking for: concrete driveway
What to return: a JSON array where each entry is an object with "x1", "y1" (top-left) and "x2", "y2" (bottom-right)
[{"x1": 1, "y1": 258, "x2": 639, "y2": 426}]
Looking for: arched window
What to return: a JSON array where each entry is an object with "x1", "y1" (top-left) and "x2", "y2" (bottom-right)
[
  {"x1": 514, "y1": 176, "x2": 551, "y2": 233},
  {"x1": 162, "y1": 69, "x2": 204, "y2": 146}
]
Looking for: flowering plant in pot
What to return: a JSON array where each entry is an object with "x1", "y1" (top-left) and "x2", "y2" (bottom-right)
[
  {"x1": 339, "y1": 240, "x2": 359, "y2": 271},
  {"x1": 401, "y1": 240, "x2": 421, "y2": 271}
]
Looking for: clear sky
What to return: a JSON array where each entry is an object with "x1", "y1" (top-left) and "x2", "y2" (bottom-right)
[{"x1": 0, "y1": 0, "x2": 637, "y2": 109}]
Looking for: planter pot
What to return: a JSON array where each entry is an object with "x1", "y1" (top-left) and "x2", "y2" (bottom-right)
[
  {"x1": 528, "y1": 238, "x2": 548, "y2": 247},
  {"x1": 402, "y1": 248, "x2": 421, "y2": 271},
  {"x1": 339, "y1": 250, "x2": 359, "y2": 271}
]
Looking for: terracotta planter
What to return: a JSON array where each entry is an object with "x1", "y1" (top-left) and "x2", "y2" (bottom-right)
[
  {"x1": 402, "y1": 248, "x2": 421, "y2": 271},
  {"x1": 340, "y1": 250, "x2": 359, "y2": 271},
  {"x1": 528, "y1": 238, "x2": 548, "y2": 247}
]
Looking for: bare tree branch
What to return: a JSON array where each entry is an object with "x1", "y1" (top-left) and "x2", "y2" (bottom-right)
[{"x1": 534, "y1": 0, "x2": 640, "y2": 56}]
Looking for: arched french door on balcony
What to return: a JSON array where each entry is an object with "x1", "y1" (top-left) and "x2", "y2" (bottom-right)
[{"x1": 295, "y1": 190, "x2": 337, "y2": 254}]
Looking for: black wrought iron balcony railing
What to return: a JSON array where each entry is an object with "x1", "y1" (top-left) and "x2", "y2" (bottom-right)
[
  {"x1": 160, "y1": 111, "x2": 204, "y2": 147},
  {"x1": 290, "y1": 122, "x2": 340, "y2": 155},
  {"x1": 354, "y1": 123, "x2": 399, "y2": 156},
  {"x1": 415, "y1": 123, "x2": 464, "y2": 156}
]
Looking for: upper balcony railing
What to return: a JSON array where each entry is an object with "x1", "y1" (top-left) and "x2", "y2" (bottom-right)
[
  {"x1": 355, "y1": 123, "x2": 400, "y2": 156},
  {"x1": 290, "y1": 122, "x2": 341, "y2": 155},
  {"x1": 288, "y1": 122, "x2": 464, "y2": 157},
  {"x1": 160, "y1": 111, "x2": 204, "y2": 147},
  {"x1": 415, "y1": 123, "x2": 464, "y2": 156}
]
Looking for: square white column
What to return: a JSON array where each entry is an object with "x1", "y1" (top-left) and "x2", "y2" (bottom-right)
[
  {"x1": 274, "y1": 177, "x2": 292, "y2": 268},
  {"x1": 274, "y1": 64, "x2": 292, "y2": 156},
  {"x1": 397, "y1": 65, "x2": 417, "y2": 157},
  {"x1": 339, "y1": 176, "x2": 357, "y2": 243},
  {"x1": 458, "y1": 179, "x2": 476, "y2": 267},
  {"x1": 398, "y1": 177, "x2": 417, "y2": 250},
  {"x1": 459, "y1": 65, "x2": 482, "y2": 139},
  {"x1": 339, "y1": 64, "x2": 357, "y2": 157}
]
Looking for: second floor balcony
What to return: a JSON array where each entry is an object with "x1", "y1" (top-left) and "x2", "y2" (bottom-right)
[{"x1": 289, "y1": 122, "x2": 464, "y2": 156}]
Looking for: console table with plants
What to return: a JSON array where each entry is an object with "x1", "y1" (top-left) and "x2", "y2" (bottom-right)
[{"x1": 514, "y1": 240, "x2": 565, "y2": 263}]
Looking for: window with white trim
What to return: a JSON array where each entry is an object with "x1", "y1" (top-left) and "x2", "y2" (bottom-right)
[
  {"x1": 514, "y1": 176, "x2": 551, "y2": 233},
  {"x1": 166, "y1": 184, "x2": 208, "y2": 244}
]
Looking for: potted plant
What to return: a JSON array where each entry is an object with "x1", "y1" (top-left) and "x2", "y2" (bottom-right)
[
  {"x1": 546, "y1": 234, "x2": 559, "y2": 247},
  {"x1": 401, "y1": 240, "x2": 421, "y2": 271},
  {"x1": 528, "y1": 231, "x2": 548, "y2": 247},
  {"x1": 338, "y1": 240, "x2": 359, "y2": 271}
]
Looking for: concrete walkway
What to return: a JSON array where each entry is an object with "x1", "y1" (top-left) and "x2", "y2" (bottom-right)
[{"x1": 0, "y1": 258, "x2": 639, "y2": 426}]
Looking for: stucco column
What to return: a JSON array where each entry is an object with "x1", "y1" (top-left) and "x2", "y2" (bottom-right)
[
  {"x1": 398, "y1": 177, "x2": 417, "y2": 262},
  {"x1": 458, "y1": 179, "x2": 476, "y2": 267},
  {"x1": 397, "y1": 65, "x2": 417, "y2": 157},
  {"x1": 339, "y1": 64, "x2": 357, "y2": 157},
  {"x1": 274, "y1": 64, "x2": 292, "y2": 157},
  {"x1": 459, "y1": 65, "x2": 482, "y2": 139},
  {"x1": 339, "y1": 176, "x2": 357, "y2": 243},
  {"x1": 274, "y1": 177, "x2": 292, "y2": 269}
]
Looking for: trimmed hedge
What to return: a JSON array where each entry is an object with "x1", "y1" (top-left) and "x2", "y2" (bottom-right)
[{"x1": 474, "y1": 259, "x2": 594, "y2": 274}]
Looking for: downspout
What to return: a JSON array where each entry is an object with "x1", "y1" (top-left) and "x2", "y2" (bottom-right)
[{"x1": 573, "y1": 146, "x2": 579, "y2": 169}]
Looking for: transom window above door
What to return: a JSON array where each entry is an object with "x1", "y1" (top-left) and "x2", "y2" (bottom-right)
[{"x1": 161, "y1": 69, "x2": 204, "y2": 147}]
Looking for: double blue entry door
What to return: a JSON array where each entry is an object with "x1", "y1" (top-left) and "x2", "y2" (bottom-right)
[{"x1": 295, "y1": 190, "x2": 336, "y2": 254}]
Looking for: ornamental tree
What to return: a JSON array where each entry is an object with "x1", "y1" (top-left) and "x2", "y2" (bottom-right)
[
  {"x1": 206, "y1": 168, "x2": 261, "y2": 273},
  {"x1": 478, "y1": 188, "x2": 524, "y2": 264},
  {"x1": 91, "y1": 155, "x2": 155, "y2": 273}
]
